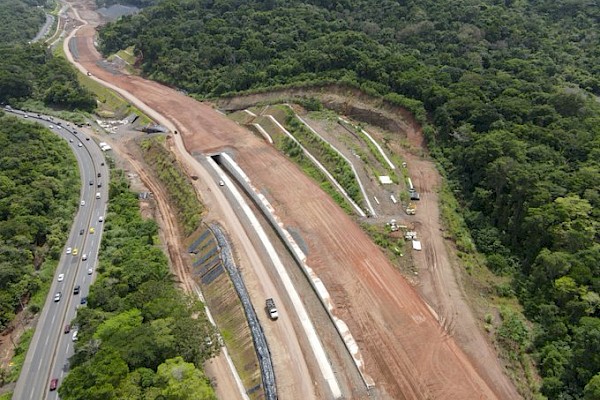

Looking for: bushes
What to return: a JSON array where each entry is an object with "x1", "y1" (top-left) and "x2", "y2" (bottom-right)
[
  {"x1": 140, "y1": 137, "x2": 202, "y2": 235},
  {"x1": 59, "y1": 175, "x2": 217, "y2": 399}
]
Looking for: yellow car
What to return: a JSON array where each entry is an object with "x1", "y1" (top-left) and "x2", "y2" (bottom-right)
[
  {"x1": 72, "y1": 248, "x2": 78, "y2": 255},
  {"x1": 89, "y1": 227, "x2": 95, "y2": 234}
]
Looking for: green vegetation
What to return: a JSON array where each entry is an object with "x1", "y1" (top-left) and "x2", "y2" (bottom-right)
[
  {"x1": 0, "y1": 113, "x2": 80, "y2": 331},
  {"x1": 100, "y1": 1, "x2": 600, "y2": 397},
  {"x1": 140, "y1": 136, "x2": 203, "y2": 235},
  {"x1": 96, "y1": 0, "x2": 157, "y2": 7},
  {"x1": 197, "y1": 242, "x2": 263, "y2": 398},
  {"x1": 0, "y1": 44, "x2": 95, "y2": 111},
  {"x1": 0, "y1": 0, "x2": 46, "y2": 44},
  {"x1": 278, "y1": 135, "x2": 353, "y2": 215},
  {"x1": 281, "y1": 109, "x2": 363, "y2": 207},
  {"x1": 59, "y1": 176, "x2": 218, "y2": 399},
  {"x1": 6, "y1": 328, "x2": 34, "y2": 382}
]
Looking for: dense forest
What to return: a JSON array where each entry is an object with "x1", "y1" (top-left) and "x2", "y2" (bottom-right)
[
  {"x1": 96, "y1": 0, "x2": 158, "y2": 8},
  {"x1": 98, "y1": 0, "x2": 600, "y2": 398},
  {"x1": 0, "y1": 44, "x2": 96, "y2": 111},
  {"x1": 0, "y1": 113, "x2": 79, "y2": 331},
  {"x1": 59, "y1": 177, "x2": 218, "y2": 399},
  {"x1": 0, "y1": 0, "x2": 46, "y2": 44}
]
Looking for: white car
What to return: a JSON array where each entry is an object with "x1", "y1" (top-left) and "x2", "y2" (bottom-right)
[
  {"x1": 66, "y1": 247, "x2": 72, "y2": 254},
  {"x1": 77, "y1": 142, "x2": 82, "y2": 147},
  {"x1": 80, "y1": 200, "x2": 85, "y2": 206},
  {"x1": 57, "y1": 273, "x2": 65, "y2": 282},
  {"x1": 98, "y1": 216, "x2": 104, "y2": 222},
  {"x1": 87, "y1": 268, "x2": 93, "y2": 275},
  {"x1": 72, "y1": 330, "x2": 78, "y2": 342},
  {"x1": 54, "y1": 292, "x2": 61, "y2": 302},
  {"x1": 219, "y1": 180, "x2": 225, "y2": 186},
  {"x1": 82, "y1": 254, "x2": 88, "y2": 261}
]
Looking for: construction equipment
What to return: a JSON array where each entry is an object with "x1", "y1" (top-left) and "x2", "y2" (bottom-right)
[{"x1": 405, "y1": 202, "x2": 416, "y2": 215}]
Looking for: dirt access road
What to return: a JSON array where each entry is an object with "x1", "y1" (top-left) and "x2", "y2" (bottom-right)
[
  {"x1": 65, "y1": 2, "x2": 332, "y2": 399},
  {"x1": 66, "y1": 1, "x2": 519, "y2": 399}
]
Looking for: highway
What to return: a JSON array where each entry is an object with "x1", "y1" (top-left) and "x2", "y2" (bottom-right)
[{"x1": 8, "y1": 109, "x2": 109, "y2": 399}]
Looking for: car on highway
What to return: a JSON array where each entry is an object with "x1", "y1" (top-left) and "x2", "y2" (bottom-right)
[
  {"x1": 80, "y1": 200, "x2": 85, "y2": 206},
  {"x1": 85, "y1": 137, "x2": 90, "y2": 141},
  {"x1": 89, "y1": 227, "x2": 95, "y2": 234},
  {"x1": 64, "y1": 324, "x2": 71, "y2": 334},
  {"x1": 66, "y1": 247, "x2": 72, "y2": 254},
  {"x1": 89, "y1": 180, "x2": 93, "y2": 186},
  {"x1": 73, "y1": 285, "x2": 80, "y2": 295},
  {"x1": 80, "y1": 297, "x2": 87, "y2": 305},
  {"x1": 49, "y1": 378, "x2": 58, "y2": 391},
  {"x1": 53, "y1": 292, "x2": 61, "y2": 302},
  {"x1": 73, "y1": 248, "x2": 78, "y2": 255},
  {"x1": 79, "y1": 229, "x2": 84, "y2": 235},
  {"x1": 97, "y1": 182, "x2": 102, "y2": 188},
  {"x1": 77, "y1": 142, "x2": 82, "y2": 147},
  {"x1": 87, "y1": 268, "x2": 93, "y2": 275},
  {"x1": 57, "y1": 273, "x2": 64, "y2": 282},
  {"x1": 219, "y1": 180, "x2": 225, "y2": 186},
  {"x1": 72, "y1": 330, "x2": 78, "y2": 342},
  {"x1": 82, "y1": 254, "x2": 88, "y2": 261},
  {"x1": 69, "y1": 138, "x2": 74, "y2": 143},
  {"x1": 99, "y1": 216, "x2": 104, "y2": 222},
  {"x1": 49, "y1": 125, "x2": 53, "y2": 129}
]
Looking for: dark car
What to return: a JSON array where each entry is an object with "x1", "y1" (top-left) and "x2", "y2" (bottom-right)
[
  {"x1": 97, "y1": 182, "x2": 102, "y2": 188},
  {"x1": 80, "y1": 296, "x2": 87, "y2": 305},
  {"x1": 73, "y1": 285, "x2": 80, "y2": 295},
  {"x1": 49, "y1": 378, "x2": 58, "y2": 391},
  {"x1": 85, "y1": 137, "x2": 90, "y2": 141},
  {"x1": 79, "y1": 228, "x2": 84, "y2": 235},
  {"x1": 64, "y1": 324, "x2": 71, "y2": 334},
  {"x1": 97, "y1": 172, "x2": 101, "y2": 178}
]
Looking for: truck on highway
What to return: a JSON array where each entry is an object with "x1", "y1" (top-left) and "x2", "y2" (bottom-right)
[{"x1": 266, "y1": 298, "x2": 279, "y2": 320}]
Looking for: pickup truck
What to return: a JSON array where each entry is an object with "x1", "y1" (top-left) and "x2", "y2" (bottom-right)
[{"x1": 266, "y1": 298, "x2": 279, "y2": 320}]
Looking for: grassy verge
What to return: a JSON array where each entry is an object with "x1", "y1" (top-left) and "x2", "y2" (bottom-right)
[
  {"x1": 140, "y1": 136, "x2": 203, "y2": 235},
  {"x1": 276, "y1": 108, "x2": 364, "y2": 208},
  {"x1": 201, "y1": 272, "x2": 263, "y2": 399},
  {"x1": 52, "y1": 38, "x2": 152, "y2": 123},
  {"x1": 438, "y1": 179, "x2": 539, "y2": 396},
  {"x1": 277, "y1": 136, "x2": 353, "y2": 214},
  {"x1": 6, "y1": 328, "x2": 33, "y2": 382}
]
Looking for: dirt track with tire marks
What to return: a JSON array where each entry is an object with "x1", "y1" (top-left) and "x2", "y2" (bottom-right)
[{"x1": 68, "y1": 3, "x2": 519, "y2": 397}]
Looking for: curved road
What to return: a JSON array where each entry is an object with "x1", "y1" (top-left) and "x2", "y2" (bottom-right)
[{"x1": 8, "y1": 109, "x2": 109, "y2": 399}]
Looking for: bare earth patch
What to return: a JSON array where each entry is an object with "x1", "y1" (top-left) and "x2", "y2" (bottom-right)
[{"x1": 66, "y1": 0, "x2": 520, "y2": 397}]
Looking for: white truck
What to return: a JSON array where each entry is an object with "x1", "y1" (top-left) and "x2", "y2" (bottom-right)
[{"x1": 266, "y1": 298, "x2": 279, "y2": 320}]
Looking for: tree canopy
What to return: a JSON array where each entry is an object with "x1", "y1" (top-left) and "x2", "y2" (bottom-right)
[
  {"x1": 58, "y1": 177, "x2": 218, "y2": 399},
  {"x1": 0, "y1": 113, "x2": 79, "y2": 330},
  {"x1": 0, "y1": 44, "x2": 96, "y2": 111},
  {"x1": 99, "y1": 0, "x2": 600, "y2": 397},
  {"x1": 0, "y1": 0, "x2": 46, "y2": 44}
]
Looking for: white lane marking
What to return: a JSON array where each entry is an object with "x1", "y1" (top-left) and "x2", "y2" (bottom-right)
[{"x1": 51, "y1": 312, "x2": 56, "y2": 325}]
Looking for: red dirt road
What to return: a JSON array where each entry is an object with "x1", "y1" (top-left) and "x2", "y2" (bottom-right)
[{"x1": 68, "y1": 5, "x2": 517, "y2": 400}]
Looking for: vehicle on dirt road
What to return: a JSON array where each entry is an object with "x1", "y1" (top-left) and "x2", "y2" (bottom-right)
[{"x1": 266, "y1": 298, "x2": 279, "y2": 320}]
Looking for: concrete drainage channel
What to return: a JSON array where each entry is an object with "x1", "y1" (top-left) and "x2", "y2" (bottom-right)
[
  {"x1": 211, "y1": 152, "x2": 374, "y2": 391},
  {"x1": 210, "y1": 223, "x2": 277, "y2": 400}
]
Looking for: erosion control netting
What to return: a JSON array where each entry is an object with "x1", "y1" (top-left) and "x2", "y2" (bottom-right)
[{"x1": 210, "y1": 223, "x2": 277, "y2": 400}]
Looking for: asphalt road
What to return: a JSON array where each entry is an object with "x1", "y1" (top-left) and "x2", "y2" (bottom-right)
[{"x1": 7, "y1": 109, "x2": 109, "y2": 399}]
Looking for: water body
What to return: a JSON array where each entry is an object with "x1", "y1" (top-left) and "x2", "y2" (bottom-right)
[{"x1": 97, "y1": 4, "x2": 140, "y2": 21}]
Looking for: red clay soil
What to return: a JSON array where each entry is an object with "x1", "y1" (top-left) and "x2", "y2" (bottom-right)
[{"x1": 70, "y1": 20, "x2": 518, "y2": 400}]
